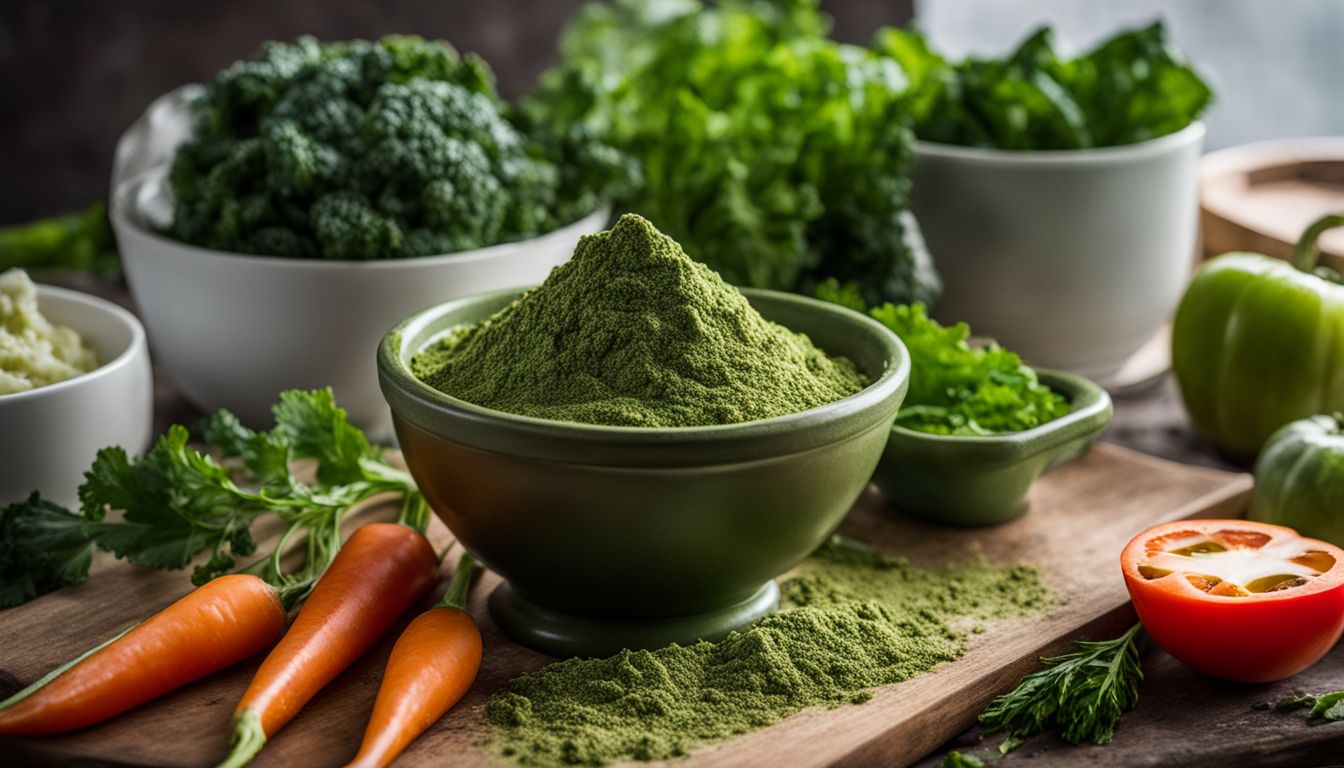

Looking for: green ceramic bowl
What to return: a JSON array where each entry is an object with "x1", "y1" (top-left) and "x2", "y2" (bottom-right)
[
  {"x1": 378, "y1": 287, "x2": 909, "y2": 657},
  {"x1": 873, "y1": 370, "x2": 1112, "y2": 527}
]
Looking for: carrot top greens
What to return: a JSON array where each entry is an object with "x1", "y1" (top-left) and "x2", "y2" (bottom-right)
[{"x1": 0, "y1": 388, "x2": 424, "y2": 611}]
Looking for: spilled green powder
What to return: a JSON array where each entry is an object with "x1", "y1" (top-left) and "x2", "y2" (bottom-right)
[
  {"x1": 411, "y1": 214, "x2": 866, "y2": 427},
  {"x1": 485, "y1": 541, "x2": 1052, "y2": 765}
]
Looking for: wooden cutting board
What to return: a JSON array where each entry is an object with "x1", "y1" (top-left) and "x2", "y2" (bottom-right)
[
  {"x1": 1201, "y1": 137, "x2": 1344, "y2": 267},
  {"x1": 1, "y1": 443, "x2": 1250, "y2": 768}
]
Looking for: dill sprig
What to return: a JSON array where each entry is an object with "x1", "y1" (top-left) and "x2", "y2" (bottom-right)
[{"x1": 979, "y1": 622, "x2": 1144, "y2": 749}]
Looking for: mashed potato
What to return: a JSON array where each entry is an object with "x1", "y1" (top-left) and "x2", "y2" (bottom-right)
[{"x1": 0, "y1": 269, "x2": 98, "y2": 394}]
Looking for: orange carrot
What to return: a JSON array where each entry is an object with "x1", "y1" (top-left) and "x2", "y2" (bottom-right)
[
  {"x1": 218, "y1": 523, "x2": 438, "y2": 768},
  {"x1": 0, "y1": 574, "x2": 285, "y2": 736},
  {"x1": 344, "y1": 554, "x2": 483, "y2": 768}
]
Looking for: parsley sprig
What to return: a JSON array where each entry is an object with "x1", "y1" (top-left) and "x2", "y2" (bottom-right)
[
  {"x1": 979, "y1": 622, "x2": 1144, "y2": 750},
  {"x1": 78, "y1": 388, "x2": 427, "y2": 606}
]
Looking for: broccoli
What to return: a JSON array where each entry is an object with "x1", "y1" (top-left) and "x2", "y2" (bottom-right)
[{"x1": 168, "y1": 36, "x2": 635, "y2": 259}]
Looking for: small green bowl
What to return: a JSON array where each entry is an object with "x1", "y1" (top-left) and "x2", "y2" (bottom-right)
[
  {"x1": 378, "y1": 287, "x2": 909, "y2": 657},
  {"x1": 873, "y1": 370, "x2": 1113, "y2": 527}
]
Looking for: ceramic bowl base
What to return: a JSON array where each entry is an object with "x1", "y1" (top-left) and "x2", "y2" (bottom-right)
[{"x1": 489, "y1": 581, "x2": 781, "y2": 658}]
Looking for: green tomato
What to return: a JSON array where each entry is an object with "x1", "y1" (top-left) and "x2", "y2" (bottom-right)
[
  {"x1": 1248, "y1": 414, "x2": 1344, "y2": 547},
  {"x1": 1172, "y1": 215, "x2": 1344, "y2": 459}
]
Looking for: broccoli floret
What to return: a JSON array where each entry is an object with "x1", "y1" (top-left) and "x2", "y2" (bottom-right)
[
  {"x1": 168, "y1": 36, "x2": 633, "y2": 259},
  {"x1": 309, "y1": 192, "x2": 403, "y2": 259}
]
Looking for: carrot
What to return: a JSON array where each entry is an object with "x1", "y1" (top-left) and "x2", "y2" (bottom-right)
[
  {"x1": 218, "y1": 522, "x2": 438, "y2": 768},
  {"x1": 344, "y1": 554, "x2": 483, "y2": 768},
  {"x1": 0, "y1": 574, "x2": 285, "y2": 736}
]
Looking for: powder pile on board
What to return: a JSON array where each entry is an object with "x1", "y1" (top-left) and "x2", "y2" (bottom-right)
[{"x1": 485, "y1": 540, "x2": 1052, "y2": 765}]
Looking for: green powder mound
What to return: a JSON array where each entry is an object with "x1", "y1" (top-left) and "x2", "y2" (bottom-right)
[
  {"x1": 411, "y1": 214, "x2": 867, "y2": 427},
  {"x1": 485, "y1": 541, "x2": 1053, "y2": 765}
]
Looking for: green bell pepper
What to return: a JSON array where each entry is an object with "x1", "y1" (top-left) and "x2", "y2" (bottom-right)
[
  {"x1": 1172, "y1": 215, "x2": 1344, "y2": 459},
  {"x1": 1248, "y1": 414, "x2": 1344, "y2": 547}
]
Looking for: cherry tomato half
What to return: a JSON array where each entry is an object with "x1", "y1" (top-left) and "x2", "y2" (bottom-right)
[{"x1": 1121, "y1": 519, "x2": 1344, "y2": 682}]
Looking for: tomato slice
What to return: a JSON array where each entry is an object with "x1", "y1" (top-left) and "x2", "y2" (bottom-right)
[{"x1": 1121, "y1": 519, "x2": 1344, "y2": 683}]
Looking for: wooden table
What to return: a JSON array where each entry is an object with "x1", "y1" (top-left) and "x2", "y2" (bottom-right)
[{"x1": 32, "y1": 275, "x2": 1344, "y2": 767}]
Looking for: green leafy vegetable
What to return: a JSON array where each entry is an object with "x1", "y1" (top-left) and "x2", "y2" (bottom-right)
[
  {"x1": 0, "y1": 202, "x2": 118, "y2": 275},
  {"x1": 526, "y1": 0, "x2": 941, "y2": 307},
  {"x1": 940, "y1": 753, "x2": 990, "y2": 768},
  {"x1": 81, "y1": 388, "x2": 427, "y2": 603},
  {"x1": 876, "y1": 22, "x2": 1213, "y2": 150},
  {"x1": 979, "y1": 623, "x2": 1144, "y2": 747},
  {"x1": 1275, "y1": 690, "x2": 1344, "y2": 721},
  {"x1": 0, "y1": 493, "x2": 97, "y2": 608},
  {"x1": 169, "y1": 35, "x2": 635, "y2": 259},
  {"x1": 818, "y1": 280, "x2": 1070, "y2": 435}
]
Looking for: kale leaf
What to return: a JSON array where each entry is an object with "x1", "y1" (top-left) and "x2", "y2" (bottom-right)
[
  {"x1": 525, "y1": 0, "x2": 941, "y2": 308},
  {"x1": 817, "y1": 280, "x2": 1071, "y2": 435},
  {"x1": 168, "y1": 36, "x2": 635, "y2": 259},
  {"x1": 876, "y1": 22, "x2": 1213, "y2": 150},
  {"x1": 0, "y1": 493, "x2": 97, "y2": 608}
]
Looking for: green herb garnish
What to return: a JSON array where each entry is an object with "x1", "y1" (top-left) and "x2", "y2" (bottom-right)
[
  {"x1": 1275, "y1": 690, "x2": 1344, "y2": 721},
  {"x1": 877, "y1": 22, "x2": 1212, "y2": 150},
  {"x1": 940, "y1": 752, "x2": 990, "y2": 768},
  {"x1": 818, "y1": 280, "x2": 1071, "y2": 435},
  {"x1": 979, "y1": 622, "x2": 1144, "y2": 748},
  {"x1": 80, "y1": 389, "x2": 427, "y2": 602}
]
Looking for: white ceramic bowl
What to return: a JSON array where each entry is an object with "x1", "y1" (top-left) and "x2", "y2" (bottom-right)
[
  {"x1": 911, "y1": 122, "x2": 1205, "y2": 380},
  {"x1": 0, "y1": 285, "x2": 153, "y2": 508},
  {"x1": 111, "y1": 167, "x2": 608, "y2": 435}
]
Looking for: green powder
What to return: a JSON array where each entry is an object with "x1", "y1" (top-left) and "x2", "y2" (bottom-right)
[
  {"x1": 411, "y1": 214, "x2": 866, "y2": 427},
  {"x1": 485, "y1": 541, "x2": 1052, "y2": 765}
]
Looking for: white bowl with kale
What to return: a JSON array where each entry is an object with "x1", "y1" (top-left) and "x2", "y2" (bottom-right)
[
  {"x1": 112, "y1": 168, "x2": 607, "y2": 435},
  {"x1": 886, "y1": 24, "x2": 1212, "y2": 380},
  {"x1": 108, "y1": 37, "x2": 629, "y2": 435}
]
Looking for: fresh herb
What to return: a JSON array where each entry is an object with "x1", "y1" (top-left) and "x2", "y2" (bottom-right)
[
  {"x1": 81, "y1": 388, "x2": 427, "y2": 601},
  {"x1": 818, "y1": 280, "x2": 1071, "y2": 435},
  {"x1": 979, "y1": 622, "x2": 1144, "y2": 748},
  {"x1": 0, "y1": 493, "x2": 97, "y2": 609},
  {"x1": 0, "y1": 202, "x2": 118, "y2": 276},
  {"x1": 1274, "y1": 690, "x2": 1344, "y2": 721},
  {"x1": 940, "y1": 752, "x2": 990, "y2": 768},
  {"x1": 876, "y1": 22, "x2": 1213, "y2": 150},
  {"x1": 169, "y1": 36, "x2": 635, "y2": 259},
  {"x1": 527, "y1": 0, "x2": 941, "y2": 308}
]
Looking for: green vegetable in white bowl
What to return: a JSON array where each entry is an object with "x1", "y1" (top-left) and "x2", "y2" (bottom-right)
[{"x1": 526, "y1": 0, "x2": 941, "y2": 308}]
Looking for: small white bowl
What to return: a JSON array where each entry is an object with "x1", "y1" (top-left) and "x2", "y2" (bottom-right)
[
  {"x1": 111, "y1": 167, "x2": 608, "y2": 435},
  {"x1": 0, "y1": 285, "x2": 153, "y2": 508},
  {"x1": 911, "y1": 122, "x2": 1205, "y2": 380}
]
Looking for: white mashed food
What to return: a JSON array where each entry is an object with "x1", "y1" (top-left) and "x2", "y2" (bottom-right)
[{"x1": 0, "y1": 269, "x2": 98, "y2": 394}]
